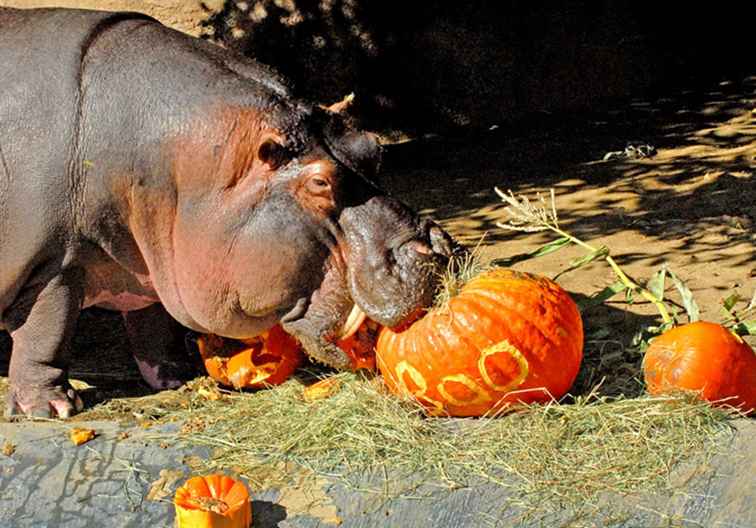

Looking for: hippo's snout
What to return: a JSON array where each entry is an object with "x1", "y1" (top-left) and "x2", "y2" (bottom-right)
[{"x1": 339, "y1": 198, "x2": 457, "y2": 330}]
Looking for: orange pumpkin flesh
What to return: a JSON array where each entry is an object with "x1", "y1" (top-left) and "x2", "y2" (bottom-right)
[
  {"x1": 336, "y1": 320, "x2": 379, "y2": 370},
  {"x1": 174, "y1": 474, "x2": 251, "y2": 528},
  {"x1": 643, "y1": 321, "x2": 756, "y2": 412},
  {"x1": 197, "y1": 325, "x2": 304, "y2": 389},
  {"x1": 376, "y1": 268, "x2": 584, "y2": 417}
]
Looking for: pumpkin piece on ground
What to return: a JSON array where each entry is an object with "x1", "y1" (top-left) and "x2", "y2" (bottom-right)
[
  {"x1": 303, "y1": 377, "x2": 342, "y2": 402},
  {"x1": 196, "y1": 325, "x2": 304, "y2": 390},
  {"x1": 69, "y1": 428, "x2": 96, "y2": 446}
]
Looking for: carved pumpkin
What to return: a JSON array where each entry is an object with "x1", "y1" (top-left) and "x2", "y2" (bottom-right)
[
  {"x1": 174, "y1": 474, "x2": 251, "y2": 528},
  {"x1": 197, "y1": 325, "x2": 304, "y2": 389},
  {"x1": 376, "y1": 268, "x2": 584, "y2": 417},
  {"x1": 643, "y1": 321, "x2": 756, "y2": 412}
]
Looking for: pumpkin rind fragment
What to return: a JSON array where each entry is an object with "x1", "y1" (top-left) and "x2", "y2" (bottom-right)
[
  {"x1": 376, "y1": 268, "x2": 584, "y2": 417},
  {"x1": 643, "y1": 321, "x2": 756, "y2": 413},
  {"x1": 69, "y1": 428, "x2": 96, "y2": 446},
  {"x1": 303, "y1": 377, "x2": 342, "y2": 402}
]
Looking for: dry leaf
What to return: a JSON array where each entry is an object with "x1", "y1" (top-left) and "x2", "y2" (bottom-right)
[
  {"x1": 197, "y1": 386, "x2": 222, "y2": 401},
  {"x1": 146, "y1": 468, "x2": 185, "y2": 502},
  {"x1": 69, "y1": 428, "x2": 96, "y2": 446},
  {"x1": 2, "y1": 441, "x2": 16, "y2": 456}
]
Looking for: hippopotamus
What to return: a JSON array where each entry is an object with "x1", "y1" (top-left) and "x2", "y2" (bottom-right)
[{"x1": 0, "y1": 7, "x2": 455, "y2": 418}]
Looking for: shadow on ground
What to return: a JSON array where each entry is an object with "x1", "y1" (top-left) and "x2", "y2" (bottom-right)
[{"x1": 382, "y1": 74, "x2": 755, "y2": 275}]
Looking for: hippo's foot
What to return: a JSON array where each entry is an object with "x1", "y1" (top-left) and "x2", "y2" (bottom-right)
[
  {"x1": 123, "y1": 303, "x2": 197, "y2": 391},
  {"x1": 5, "y1": 382, "x2": 83, "y2": 419},
  {"x1": 133, "y1": 356, "x2": 193, "y2": 390}
]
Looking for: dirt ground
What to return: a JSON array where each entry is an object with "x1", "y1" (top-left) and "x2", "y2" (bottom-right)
[
  {"x1": 0, "y1": 1, "x2": 753, "y2": 412},
  {"x1": 0, "y1": 0, "x2": 220, "y2": 35}
]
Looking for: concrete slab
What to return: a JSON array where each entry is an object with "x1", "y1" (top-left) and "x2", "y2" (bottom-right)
[{"x1": 1, "y1": 420, "x2": 754, "y2": 527}]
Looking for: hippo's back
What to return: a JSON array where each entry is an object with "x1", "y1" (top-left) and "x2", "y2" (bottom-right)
[
  {"x1": 0, "y1": 8, "x2": 155, "y2": 310},
  {"x1": 0, "y1": 7, "x2": 154, "y2": 180}
]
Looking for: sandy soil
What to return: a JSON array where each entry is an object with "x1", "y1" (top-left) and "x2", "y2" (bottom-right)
[
  {"x1": 384, "y1": 78, "x2": 755, "y2": 341},
  {"x1": 0, "y1": 0, "x2": 221, "y2": 35}
]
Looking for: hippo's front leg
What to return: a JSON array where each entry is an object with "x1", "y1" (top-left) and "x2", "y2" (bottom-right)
[
  {"x1": 4, "y1": 269, "x2": 84, "y2": 418},
  {"x1": 281, "y1": 263, "x2": 354, "y2": 370}
]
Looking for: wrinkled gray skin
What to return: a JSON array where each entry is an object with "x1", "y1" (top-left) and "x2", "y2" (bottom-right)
[{"x1": 0, "y1": 8, "x2": 456, "y2": 419}]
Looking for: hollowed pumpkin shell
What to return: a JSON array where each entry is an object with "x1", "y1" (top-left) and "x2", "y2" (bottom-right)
[
  {"x1": 376, "y1": 268, "x2": 584, "y2": 417},
  {"x1": 643, "y1": 321, "x2": 756, "y2": 413},
  {"x1": 197, "y1": 326, "x2": 304, "y2": 389},
  {"x1": 174, "y1": 474, "x2": 251, "y2": 528}
]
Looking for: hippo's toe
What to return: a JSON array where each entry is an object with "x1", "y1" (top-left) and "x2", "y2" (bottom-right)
[{"x1": 5, "y1": 384, "x2": 83, "y2": 420}]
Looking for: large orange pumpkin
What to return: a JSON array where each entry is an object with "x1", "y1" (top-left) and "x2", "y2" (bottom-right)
[
  {"x1": 197, "y1": 325, "x2": 304, "y2": 389},
  {"x1": 643, "y1": 321, "x2": 756, "y2": 413},
  {"x1": 174, "y1": 474, "x2": 251, "y2": 528},
  {"x1": 376, "y1": 268, "x2": 584, "y2": 417}
]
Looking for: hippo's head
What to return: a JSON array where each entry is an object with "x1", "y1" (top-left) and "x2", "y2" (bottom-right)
[{"x1": 154, "y1": 96, "x2": 455, "y2": 369}]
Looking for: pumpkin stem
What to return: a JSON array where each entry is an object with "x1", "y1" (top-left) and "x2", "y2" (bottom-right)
[{"x1": 433, "y1": 250, "x2": 487, "y2": 309}]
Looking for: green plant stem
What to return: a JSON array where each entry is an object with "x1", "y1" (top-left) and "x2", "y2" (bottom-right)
[{"x1": 548, "y1": 225, "x2": 673, "y2": 325}]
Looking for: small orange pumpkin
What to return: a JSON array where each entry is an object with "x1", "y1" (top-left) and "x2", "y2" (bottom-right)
[
  {"x1": 643, "y1": 321, "x2": 756, "y2": 412},
  {"x1": 336, "y1": 320, "x2": 379, "y2": 370},
  {"x1": 197, "y1": 325, "x2": 304, "y2": 389},
  {"x1": 174, "y1": 474, "x2": 251, "y2": 528},
  {"x1": 376, "y1": 268, "x2": 584, "y2": 417}
]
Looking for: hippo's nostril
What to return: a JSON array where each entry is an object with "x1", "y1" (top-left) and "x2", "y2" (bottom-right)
[
  {"x1": 429, "y1": 225, "x2": 455, "y2": 257},
  {"x1": 406, "y1": 240, "x2": 433, "y2": 256}
]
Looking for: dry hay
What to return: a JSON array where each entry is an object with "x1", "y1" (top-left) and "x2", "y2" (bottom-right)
[{"x1": 95, "y1": 370, "x2": 741, "y2": 519}]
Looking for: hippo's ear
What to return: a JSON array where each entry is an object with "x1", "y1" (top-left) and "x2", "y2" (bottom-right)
[
  {"x1": 336, "y1": 130, "x2": 383, "y2": 182},
  {"x1": 258, "y1": 135, "x2": 290, "y2": 170}
]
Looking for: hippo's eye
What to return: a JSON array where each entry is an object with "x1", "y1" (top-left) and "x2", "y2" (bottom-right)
[{"x1": 306, "y1": 175, "x2": 332, "y2": 197}]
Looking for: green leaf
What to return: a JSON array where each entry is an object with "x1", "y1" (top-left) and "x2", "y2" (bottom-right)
[
  {"x1": 647, "y1": 267, "x2": 667, "y2": 302},
  {"x1": 625, "y1": 287, "x2": 635, "y2": 305},
  {"x1": 492, "y1": 236, "x2": 571, "y2": 266},
  {"x1": 733, "y1": 320, "x2": 756, "y2": 336},
  {"x1": 553, "y1": 245, "x2": 609, "y2": 279},
  {"x1": 668, "y1": 270, "x2": 700, "y2": 323},
  {"x1": 721, "y1": 293, "x2": 741, "y2": 313},
  {"x1": 576, "y1": 281, "x2": 627, "y2": 312},
  {"x1": 568, "y1": 246, "x2": 610, "y2": 268}
]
